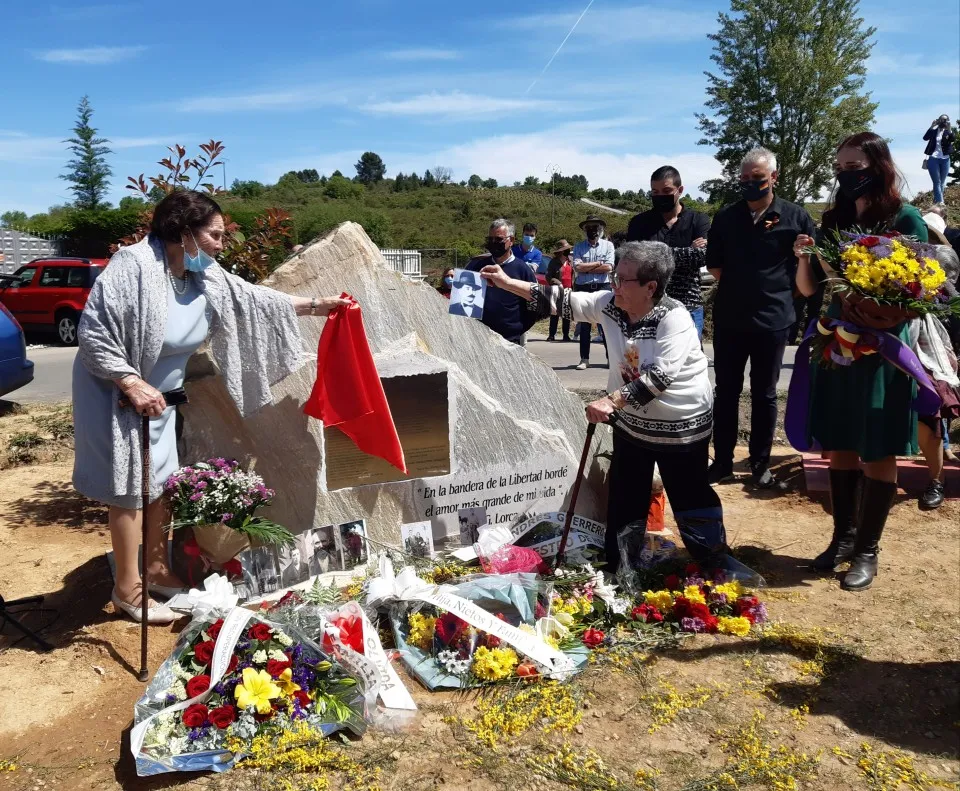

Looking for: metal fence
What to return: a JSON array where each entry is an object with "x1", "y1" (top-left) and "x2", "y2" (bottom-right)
[{"x1": 0, "y1": 228, "x2": 62, "y2": 275}]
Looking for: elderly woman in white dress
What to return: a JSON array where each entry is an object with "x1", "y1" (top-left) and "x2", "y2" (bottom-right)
[
  {"x1": 73, "y1": 190, "x2": 347, "y2": 624},
  {"x1": 481, "y1": 241, "x2": 738, "y2": 576}
]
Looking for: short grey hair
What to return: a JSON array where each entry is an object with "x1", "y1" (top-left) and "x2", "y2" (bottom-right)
[
  {"x1": 933, "y1": 245, "x2": 959, "y2": 292},
  {"x1": 741, "y1": 146, "x2": 777, "y2": 172},
  {"x1": 489, "y1": 218, "x2": 515, "y2": 237},
  {"x1": 616, "y1": 241, "x2": 675, "y2": 299}
]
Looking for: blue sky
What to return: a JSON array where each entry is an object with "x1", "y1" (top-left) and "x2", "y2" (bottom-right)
[{"x1": 1, "y1": 0, "x2": 957, "y2": 215}]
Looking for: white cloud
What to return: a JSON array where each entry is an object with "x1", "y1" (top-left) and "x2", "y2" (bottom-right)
[
  {"x1": 173, "y1": 89, "x2": 346, "y2": 113},
  {"x1": 506, "y1": 5, "x2": 715, "y2": 43},
  {"x1": 32, "y1": 45, "x2": 145, "y2": 64},
  {"x1": 362, "y1": 91, "x2": 560, "y2": 119},
  {"x1": 868, "y1": 53, "x2": 960, "y2": 80},
  {"x1": 383, "y1": 48, "x2": 460, "y2": 61},
  {"x1": 0, "y1": 133, "x2": 185, "y2": 162}
]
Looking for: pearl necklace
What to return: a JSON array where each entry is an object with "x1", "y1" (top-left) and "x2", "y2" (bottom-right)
[{"x1": 167, "y1": 267, "x2": 189, "y2": 295}]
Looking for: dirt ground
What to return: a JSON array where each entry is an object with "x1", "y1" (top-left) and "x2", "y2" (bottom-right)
[{"x1": 0, "y1": 403, "x2": 958, "y2": 791}]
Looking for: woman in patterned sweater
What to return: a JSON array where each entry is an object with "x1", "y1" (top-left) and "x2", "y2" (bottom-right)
[{"x1": 481, "y1": 241, "x2": 741, "y2": 577}]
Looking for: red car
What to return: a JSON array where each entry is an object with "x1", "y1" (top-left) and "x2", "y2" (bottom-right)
[{"x1": 0, "y1": 257, "x2": 107, "y2": 345}]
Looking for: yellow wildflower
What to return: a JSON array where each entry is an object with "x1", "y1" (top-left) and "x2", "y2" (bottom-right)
[
  {"x1": 713, "y1": 580, "x2": 745, "y2": 600},
  {"x1": 643, "y1": 589, "x2": 674, "y2": 613},
  {"x1": 683, "y1": 585, "x2": 706, "y2": 604},
  {"x1": 406, "y1": 613, "x2": 436, "y2": 650}
]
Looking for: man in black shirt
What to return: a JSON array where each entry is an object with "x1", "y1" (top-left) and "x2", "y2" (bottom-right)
[
  {"x1": 706, "y1": 147, "x2": 816, "y2": 489},
  {"x1": 626, "y1": 165, "x2": 711, "y2": 338}
]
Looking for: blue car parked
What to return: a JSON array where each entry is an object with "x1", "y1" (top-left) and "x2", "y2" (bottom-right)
[{"x1": 0, "y1": 299, "x2": 34, "y2": 397}]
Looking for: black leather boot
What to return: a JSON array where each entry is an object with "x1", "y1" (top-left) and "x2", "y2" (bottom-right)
[
  {"x1": 811, "y1": 469, "x2": 861, "y2": 571},
  {"x1": 842, "y1": 477, "x2": 897, "y2": 591}
]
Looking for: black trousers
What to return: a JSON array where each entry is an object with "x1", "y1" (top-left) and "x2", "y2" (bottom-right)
[
  {"x1": 789, "y1": 287, "x2": 825, "y2": 345},
  {"x1": 605, "y1": 433, "x2": 721, "y2": 575},
  {"x1": 712, "y1": 326, "x2": 789, "y2": 473},
  {"x1": 548, "y1": 314, "x2": 571, "y2": 339}
]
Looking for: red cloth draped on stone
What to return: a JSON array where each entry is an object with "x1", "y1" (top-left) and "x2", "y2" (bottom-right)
[{"x1": 303, "y1": 294, "x2": 407, "y2": 473}]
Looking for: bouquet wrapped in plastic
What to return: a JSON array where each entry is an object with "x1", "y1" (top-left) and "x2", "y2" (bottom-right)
[{"x1": 131, "y1": 608, "x2": 369, "y2": 777}]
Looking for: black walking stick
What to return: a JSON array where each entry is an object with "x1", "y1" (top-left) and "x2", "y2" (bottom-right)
[
  {"x1": 138, "y1": 413, "x2": 150, "y2": 682},
  {"x1": 554, "y1": 422, "x2": 597, "y2": 570}
]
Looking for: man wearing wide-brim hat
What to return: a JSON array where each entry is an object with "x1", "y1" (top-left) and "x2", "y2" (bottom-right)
[
  {"x1": 545, "y1": 240, "x2": 575, "y2": 341},
  {"x1": 572, "y1": 215, "x2": 615, "y2": 369}
]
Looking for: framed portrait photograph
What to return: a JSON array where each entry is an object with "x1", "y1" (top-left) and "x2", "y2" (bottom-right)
[
  {"x1": 448, "y1": 268, "x2": 486, "y2": 320},
  {"x1": 303, "y1": 525, "x2": 339, "y2": 576},
  {"x1": 237, "y1": 545, "x2": 281, "y2": 596},
  {"x1": 277, "y1": 534, "x2": 312, "y2": 588},
  {"x1": 457, "y1": 507, "x2": 487, "y2": 546},
  {"x1": 400, "y1": 520, "x2": 435, "y2": 559},
  {"x1": 336, "y1": 519, "x2": 369, "y2": 571}
]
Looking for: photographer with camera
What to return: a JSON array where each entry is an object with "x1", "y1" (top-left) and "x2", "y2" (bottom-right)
[{"x1": 924, "y1": 114, "x2": 955, "y2": 204}]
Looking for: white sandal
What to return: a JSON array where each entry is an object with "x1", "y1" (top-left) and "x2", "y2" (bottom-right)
[{"x1": 111, "y1": 590, "x2": 177, "y2": 624}]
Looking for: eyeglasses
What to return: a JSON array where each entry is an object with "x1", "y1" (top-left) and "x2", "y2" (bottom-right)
[{"x1": 611, "y1": 273, "x2": 649, "y2": 288}]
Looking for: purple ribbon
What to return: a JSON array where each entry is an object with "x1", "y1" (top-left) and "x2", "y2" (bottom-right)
[{"x1": 785, "y1": 318, "x2": 942, "y2": 452}]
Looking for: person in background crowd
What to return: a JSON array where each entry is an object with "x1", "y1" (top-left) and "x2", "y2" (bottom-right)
[
  {"x1": 924, "y1": 114, "x2": 955, "y2": 205},
  {"x1": 572, "y1": 215, "x2": 615, "y2": 370},
  {"x1": 479, "y1": 242, "x2": 744, "y2": 579},
  {"x1": 465, "y1": 218, "x2": 538, "y2": 345},
  {"x1": 546, "y1": 240, "x2": 574, "y2": 341},
  {"x1": 609, "y1": 230, "x2": 628, "y2": 249},
  {"x1": 512, "y1": 222, "x2": 544, "y2": 274},
  {"x1": 795, "y1": 131, "x2": 929, "y2": 591},
  {"x1": 437, "y1": 267, "x2": 454, "y2": 299},
  {"x1": 626, "y1": 165, "x2": 711, "y2": 339},
  {"x1": 707, "y1": 147, "x2": 816, "y2": 490},
  {"x1": 925, "y1": 204, "x2": 960, "y2": 260}
]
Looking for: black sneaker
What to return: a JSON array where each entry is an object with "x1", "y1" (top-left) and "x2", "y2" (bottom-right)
[
  {"x1": 752, "y1": 468, "x2": 788, "y2": 492},
  {"x1": 707, "y1": 462, "x2": 735, "y2": 485},
  {"x1": 919, "y1": 479, "x2": 945, "y2": 510}
]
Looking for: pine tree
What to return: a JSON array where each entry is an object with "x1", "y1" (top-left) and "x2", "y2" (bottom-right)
[
  {"x1": 697, "y1": 0, "x2": 877, "y2": 203},
  {"x1": 60, "y1": 96, "x2": 113, "y2": 210}
]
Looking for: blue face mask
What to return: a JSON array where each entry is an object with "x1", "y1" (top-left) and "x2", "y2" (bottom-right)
[
  {"x1": 522, "y1": 235, "x2": 536, "y2": 246},
  {"x1": 443, "y1": 276, "x2": 454, "y2": 286},
  {"x1": 183, "y1": 232, "x2": 217, "y2": 272}
]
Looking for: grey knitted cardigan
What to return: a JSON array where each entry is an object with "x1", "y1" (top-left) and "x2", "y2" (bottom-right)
[{"x1": 74, "y1": 235, "x2": 303, "y2": 505}]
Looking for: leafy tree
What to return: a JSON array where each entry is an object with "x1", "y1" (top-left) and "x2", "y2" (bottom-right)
[
  {"x1": 296, "y1": 168, "x2": 320, "y2": 183},
  {"x1": 523, "y1": 176, "x2": 541, "y2": 188},
  {"x1": 0, "y1": 210, "x2": 28, "y2": 228},
  {"x1": 697, "y1": 0, "x2": 877, "y2": 203},
  {"x1": 231, "y1": 179, "x2": 266, "y2": 198},
  {"x1": 552, "y1": 174, "x2": 589, "y2": 199},
  {"x1": 361, "y1": 211, "x2": 391, "y2": 247},
  {"x1": 482, "y1": 178, "x2": 498, "y2": 189},
  {"x1": 61, "y1": 95, "x2": 113, "y2": 210},
  {"x1": 949, "y1": 123, "x2": 960, "y2": 186},
  {"x1": 422, "y1": 169, "x2": 436, "y2": 187},
  {"x1": 513, "y1": 181, "x2": 521, "y2": 187},
  {"x1": 331, "y1": 169, "x2": 344, "y2": 178},
  {"x1": 118, "y1": 196, "x2": 146, "y2": 211},
  {"x1": 605, "y1": 188, "x2": 621, "y2": 200},
  {"x1": 354, "y1": 152, "x2": 386, "y2": 185},
  {"x1": 393, "y1": 172, "x2": 407, "y2": 192},
  {"x1": 406, "y1": 172, "x2": 422, "y2": 190},
  {"x1": 147, "y1": 185, "x2": 166, "y2": 203},
  {"x1": 468, "y1": 174, "x2": 483, "y2": 189},
  {"x1": 324, "y1": 174, "x2": 363, "y2": 200},
  {"x1": 278, "y1": 171, "x2": 302, "y2": 187}
]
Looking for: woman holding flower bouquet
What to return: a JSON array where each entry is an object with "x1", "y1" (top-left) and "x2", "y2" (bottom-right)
[
  {"x1": 73, "y1": 190, "x2": 349, "y2": 623},
  {"x1": 793, "y1": 132, "x2": 936, "y2": 591}
]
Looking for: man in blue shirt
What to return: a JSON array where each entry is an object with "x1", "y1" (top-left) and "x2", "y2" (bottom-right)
[
  {"x1": 572, "y1": 215, "x2": 615, "y2": 369},
  {"x1": 512, "y1": 222, "x2": 544, "y2": 274},
  {"x1": 467, "y1": 219, "x2": 538, "y2": 345}
]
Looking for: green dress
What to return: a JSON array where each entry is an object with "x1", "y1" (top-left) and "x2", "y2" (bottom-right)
[{"x1": 806, "y1": 205, "x2": 928, "y2": 462}]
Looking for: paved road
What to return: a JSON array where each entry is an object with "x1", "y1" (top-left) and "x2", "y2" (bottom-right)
[
  {"x1": 525, "y1": 334, "x2": 797, "y2": 393},
  {"x1": 579, "y1": 197, "x2": 629, "y2": 216},
  {"x1": 4, "y1": 335, "x2": 798, "y2": 406},
  {"x1": 9, "y1": 346, "x2": 77, "y2": 404}
]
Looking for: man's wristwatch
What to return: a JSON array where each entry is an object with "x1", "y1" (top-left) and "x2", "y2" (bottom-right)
[{"x1": 310, "y1": 297, "x2": 318, "y2": 316}]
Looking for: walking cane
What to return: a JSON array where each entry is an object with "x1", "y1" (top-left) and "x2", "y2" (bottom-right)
[
  {"x1": 138, "y1": 413, "x2": 150, "y2": 682},
  {"x1": 554, "y1": 422, "x2": 597, "y2": 570}
]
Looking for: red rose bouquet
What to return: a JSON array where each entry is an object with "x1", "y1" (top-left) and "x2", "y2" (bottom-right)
[{"x1": 132, "y1": 610, "x2": 368, "y2": 776}]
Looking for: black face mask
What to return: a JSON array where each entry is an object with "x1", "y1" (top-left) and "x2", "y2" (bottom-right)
[
  {"x1": 836, "y1": 168, "x2": 875, "y2": 200},
  {"x1": 651, "y1": 193, "x2": 678, "y2": 213},
  {"x1": 486, "y1": 238, "x2": 509, "y2": 257},
  {"x1": 740, "y1": 179, "x2": 770, "y2": 202},
  {"x1": 585, "y1": 226, "x2": 601, "y2": 241}
]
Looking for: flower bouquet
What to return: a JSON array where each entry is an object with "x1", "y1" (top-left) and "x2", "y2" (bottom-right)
[
  {"x1": 132, "y1": 608, "x2": 368, "y2": 776},
  {"x1": 629, "y1": 564, "x2": 767, "y2": 636},
  {"x1": 390, "y1": 573, "x2": 586, "y2": 689},
  {"x1": 165, "y1": 459, "x2": 294, "y2": 563},
  {"x1": 809, "y1": 230, "x2": 959, "y2": 331}
]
